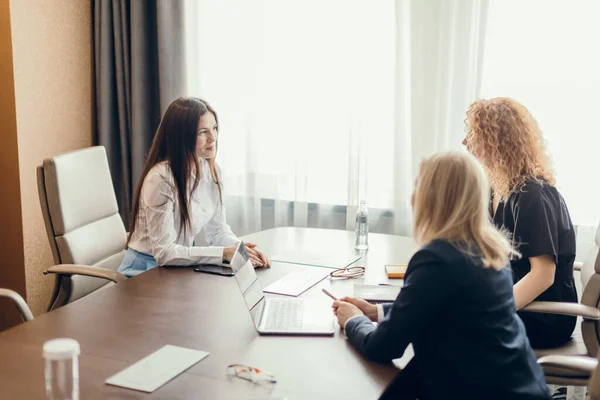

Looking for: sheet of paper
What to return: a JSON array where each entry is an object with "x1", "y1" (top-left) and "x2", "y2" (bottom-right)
[
  {"x1": 105, "y1": 345, "x2": 209, "y2": 393},
  {"x1": 353, "y1": 284, "x2": 401, "y2": 302},
  {"x1": 270, "y1": 250, "x2": 362, "y2": 269},
  {"x1": 263, "y1": 269, "x2": 330, "y2": 296},
  {"x1": 392, "y1": 343, "x2": 414, "y2": 370}
]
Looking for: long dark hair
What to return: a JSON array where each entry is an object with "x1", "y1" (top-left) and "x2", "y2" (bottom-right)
[{"x1": 127, "y1": 97, "x2": 222, "y2": 244}]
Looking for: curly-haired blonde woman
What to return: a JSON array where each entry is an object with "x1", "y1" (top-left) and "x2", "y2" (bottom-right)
[{"x1": 463, "y1": 97, "x2": 577, "y2": 349}]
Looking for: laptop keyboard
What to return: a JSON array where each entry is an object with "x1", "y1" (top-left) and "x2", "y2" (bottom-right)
[{"x1": 265, "y1": 299, "x2": 304, "y2": 331}]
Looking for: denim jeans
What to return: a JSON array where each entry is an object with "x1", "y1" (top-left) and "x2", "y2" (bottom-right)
[{"x1": 117, "y1": 248, "x2": 158, "y2": 278}]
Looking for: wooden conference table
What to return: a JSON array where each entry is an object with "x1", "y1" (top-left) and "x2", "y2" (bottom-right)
[{"x1": 0, "y1": 227, "x2": 418, "y2": 400}]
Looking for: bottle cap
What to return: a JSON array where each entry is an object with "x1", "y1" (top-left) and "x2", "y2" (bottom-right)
[{"x1": 43, "y1": 338, "x2": 80, "y2": 360}]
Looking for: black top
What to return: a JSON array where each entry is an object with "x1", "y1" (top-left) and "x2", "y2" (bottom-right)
[
  {"x1": 492, "y1": 180, "x2": 577, "y2": 348},
  {"x1": 345, "y1": 240, "x2": 550, "y2": 400}
]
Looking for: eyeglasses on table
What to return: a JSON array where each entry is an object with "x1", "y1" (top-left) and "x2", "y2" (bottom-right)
[
  {"x1": 329, "y1": 266, "x2": 365, "y2": 280},
  {"x1": 227, "y1": 364, "x2": 277, "y2": 384}
]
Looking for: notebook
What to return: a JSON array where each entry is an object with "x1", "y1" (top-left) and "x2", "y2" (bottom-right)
[
  {"x1": 105, "y1": 345, "x2": 209, "y2": 392},
  {"x1": 385, "y1": 264, "x2": 408, "y2": 279},
  {"x1": 353, "y1": 284, "x2": 401, "y2": 303}
]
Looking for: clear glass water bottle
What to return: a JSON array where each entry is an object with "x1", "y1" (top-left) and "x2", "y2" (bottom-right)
[
  {"x1": 354, "y1": 200, "x2": 369, "y2": 251},
  {"x1": 43, "y1": 338, "x2": 80, "y2": 400}
]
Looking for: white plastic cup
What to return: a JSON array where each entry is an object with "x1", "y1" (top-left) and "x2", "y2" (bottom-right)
[{"x1": 43, "y1": 338, "x2": 80, "y2": 400}]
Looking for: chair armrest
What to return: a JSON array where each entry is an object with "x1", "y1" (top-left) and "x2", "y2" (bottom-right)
[
  {"x1": 44, "y1": 264, "x2": 126, "y2": 284},
  {"x1": 574, "y1": 261, "x2": 583, "y2": 271},
  {"x1": 538, "y1": 355, "x2": 598, "y2": 374},
  {"x1": 521, "y1": 301, "x2": 600, "y2": 320},
  {"x1": 0, "y1": 288, "x2": 34, "y2": 321}
]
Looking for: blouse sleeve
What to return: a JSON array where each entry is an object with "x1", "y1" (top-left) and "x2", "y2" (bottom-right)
[
  {"x1": 204, "y1": 203, "x2": 239, "y2": 246},
  {"x1": 511, "y1": 185, "x2": 558, "y2": 263},
  {"x1": 141, "y1": 169, "x2": 225, "y2": 266}
]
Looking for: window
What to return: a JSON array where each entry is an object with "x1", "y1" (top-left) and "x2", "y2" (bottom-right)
[
  {"x1": 185, "y1": 0, "x2": 396, "y2": 209},
  {"x1": 481, "y1": 0, "x2": 600, "y2": 226}
]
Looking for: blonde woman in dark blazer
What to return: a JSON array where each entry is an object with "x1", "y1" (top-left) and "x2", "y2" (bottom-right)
[{"x1": 333, "y1": 152, "x2": 550, "y2": 400}]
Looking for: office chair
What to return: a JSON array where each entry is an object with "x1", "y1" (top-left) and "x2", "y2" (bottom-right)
[
  {"x1": 0, "y1": 288, "x2": 34, "y2": 322},
  {"x1": 538, "y1": 346, "x2": 600, "y2": 399},
  {"x1": 589, "y1": 348, "x2": 600, "y2": 399},
  {"x1": 522, "y1": 223, "x2": 600, "y2": 386},
  {"x1": 37, "y1": 146, "x2": 127, "y2": 311}
]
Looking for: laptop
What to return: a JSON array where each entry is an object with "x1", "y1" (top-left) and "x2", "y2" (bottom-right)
[{"x1": 229, "y1": 242, "x2": 335, "y2": 336}]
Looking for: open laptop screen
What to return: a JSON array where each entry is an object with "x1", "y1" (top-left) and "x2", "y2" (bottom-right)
[{"x1": 230, "y1": 242, "x2": 265, "y2": 326}]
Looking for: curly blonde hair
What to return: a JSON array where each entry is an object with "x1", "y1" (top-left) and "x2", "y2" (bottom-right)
[{"x1": 464, "y1": 97, "x2": 555, "y2": 199}]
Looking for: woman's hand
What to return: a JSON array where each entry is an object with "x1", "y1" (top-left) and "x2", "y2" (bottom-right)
[
  {"x1": 337, "y1": 296, "x2": 378, "y2": 322},
  {"x1": 245, "y1": 242, "x2": 271, "y2": 268},
  {"x1": 222, "y1": 242, "x2": 271, "y2": 267},
  {"x1": 222, "y1": 244, "x2": 238, "y2": 263},
  {"x1": 332, "y1": 300, "x2": 365, "y2": 328}
]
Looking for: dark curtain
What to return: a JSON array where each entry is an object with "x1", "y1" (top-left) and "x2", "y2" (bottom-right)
[{"x1": 93, "y1": 0, "x2": 188, "y2": 226}]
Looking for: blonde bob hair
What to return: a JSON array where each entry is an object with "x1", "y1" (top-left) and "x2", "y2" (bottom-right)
[
  {"x1": 465, "y1": 97, "x2": 555, "y2": 200},
  {"x1": 413, "y1": 152, "x2": 519, "y2": 270}
]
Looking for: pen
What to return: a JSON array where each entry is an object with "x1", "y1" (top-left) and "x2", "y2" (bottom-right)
[
  {"x1": 378, "y1": 283, "x2": 393, "y2": 286},
  {"x1": 321, "y1": 288, "x2": 338, "y2": 300}
]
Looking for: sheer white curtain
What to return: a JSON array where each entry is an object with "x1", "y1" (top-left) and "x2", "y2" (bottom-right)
[
  {"x1": 184, "y1": 0, "x2": 488, "y2": 236},
  {"x1": 480, "y1": 0, "x2": 600, "y2": 255}
]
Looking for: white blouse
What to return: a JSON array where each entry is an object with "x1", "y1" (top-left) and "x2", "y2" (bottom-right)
[{"x1": 128, "y1": 160, "x2": 239, "y2": 266}]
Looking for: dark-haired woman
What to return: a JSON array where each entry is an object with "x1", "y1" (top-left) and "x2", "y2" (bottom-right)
[{"x1": 118, "y1": 97, "x2": 270, "y2": 277}]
